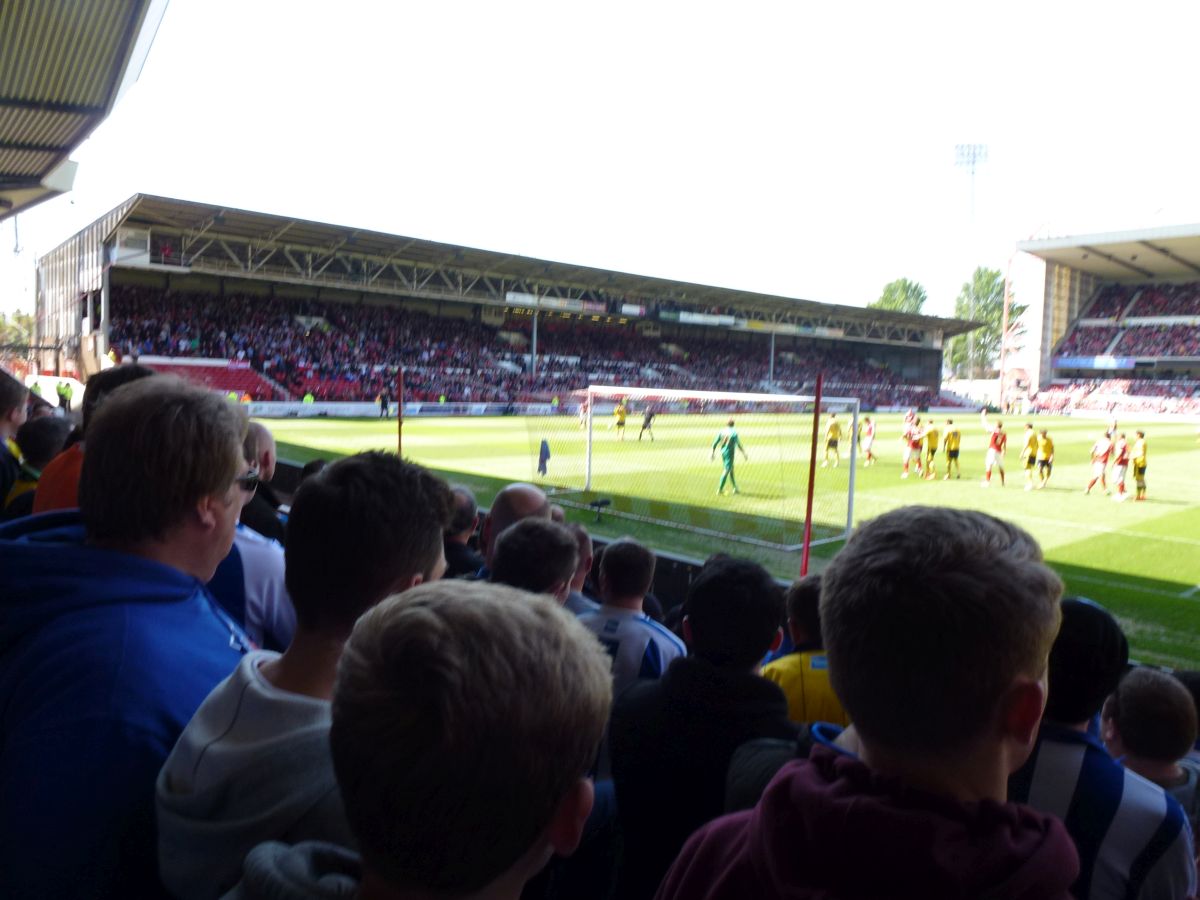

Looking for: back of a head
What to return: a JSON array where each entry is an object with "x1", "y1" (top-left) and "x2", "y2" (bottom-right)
[
  {"x1": 286, "y1": 452, "x2": 454, "y2": 637},
  {"x1": 785, "y1": 574, "x2": 823, "y2": 647},
  {"x1": 1108, "y1": 668, "x2": 1196, "y2": 762},
  {"x1": 299, "y1": 458, "x2": 328, "y2": 482},
  {"x1": 686, "y1": 558, "x2": 783, "y2": 669},
  {"x1": 599, "y1": 537, "x2": 656, "y2": 600},
  {"x1": 15, "y1": 417, "x2": 72, "y2": 470},
  {"x1": 80, "y1": 376, "x2": 246, "y2": 544},
  {"x1": 446, "y1": 485, "x2": 478, "y2": 536},
  {"x1": 331, "y1": 580, "x2": 612, "y2": 895},
  {"x1": 0, "y1": 369, "x2": 27, "y2": 418},
  {"x1": 489, "y1": 482, "x2": 550, "y2": 536},
  {"x1": 80, "y1": 364, "x2": 157, "y2": 435},
  {"x1": 566, "y1": 522, "x2": 592, "y2": 579},
  {"x1": 820, "y1": 506, "x2": 1063, "y2": 755},
  {"x1": 1044, "y1": 597, "x2": 1129, "y2": 725},
  {"x1": 491, "y1": 518, "x2": 578, "y2": 596}
]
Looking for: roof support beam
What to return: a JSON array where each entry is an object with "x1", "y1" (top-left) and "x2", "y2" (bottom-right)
[
  {"x1": 1079, "y1": 245, "x2": 1154, "y2": 278},
  {"x1": 1139, "y1": 240, "x2": 1200, "y2": 277},
  {"x1": 218, "y1": 240, "x2": 244, "y2": 268},
  {"x1": 0, "y1": 97, "x2": 105, "y2": 115}
]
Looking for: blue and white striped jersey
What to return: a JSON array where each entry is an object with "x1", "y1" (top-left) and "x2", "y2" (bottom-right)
[
  {"x1": 578, "y1": 606, "x2": 686, "y2": 700},
  {"x1": 1010, "y1": 723, "x2": 1196, "y2": 900}
]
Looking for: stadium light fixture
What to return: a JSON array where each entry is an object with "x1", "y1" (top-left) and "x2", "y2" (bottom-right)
[{"x1": 955, "y1": 144, "x2": 988, "y2": 379}]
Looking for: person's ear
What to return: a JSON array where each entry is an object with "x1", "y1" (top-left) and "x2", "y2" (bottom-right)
[
  {"x1": 682, "y1": 616, "x2": 693, "y2": 647},
  {"x1": 1002, "y1": 678, "x2": 1046, "y2": 748},
  {"x1": 545, "y1": 778, "x2": 594, "y2": 858},
  {"x1": 769, "y1": 627, "x2": 784, "y2": 654},
  {"x1": 194, "y1": 493, "x2": 222, "y2": 533}
]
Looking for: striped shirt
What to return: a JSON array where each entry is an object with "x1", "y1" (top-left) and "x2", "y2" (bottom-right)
[
  {"x1": 578, "y1": 606, "x2": 686, "y2": 699},
  {"x1": 1009, "y1": 723, "x2": 1196, "y2": 900}
]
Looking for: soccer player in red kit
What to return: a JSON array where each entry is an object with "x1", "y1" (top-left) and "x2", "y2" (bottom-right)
[
  {"x1": 1110, "y1": 432, "x2": 1130, "y2": 501},
  {"x1": 1085, "y1": 430, "x2": 1114, "y2": 495},
  {"x1": 980, "y1": 411, "x2": 1006, "y2": 486}
]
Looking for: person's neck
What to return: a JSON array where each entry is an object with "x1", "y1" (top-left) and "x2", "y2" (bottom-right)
[
  {"x1": 858, "y1": 739, "x2": 1009, "y2": 804},
  {"x1": 259, "y1": 629, "x2": 347, "y2": 701},
  {"x1": 91, "y1": 535, "x2": 207, "y2": 581},
  {"x1": 603, "y1": 594, "x2": 643, "y2": 612},
  {"x1": 358, "y1": 859, "x2": 531, "y2": 900},
  {"x1": 570, "y1": 574, "x2": 587, "y2": 592},
  {"x1": 1121, "y1": 754, "x2": 1186, "y2": 789}
]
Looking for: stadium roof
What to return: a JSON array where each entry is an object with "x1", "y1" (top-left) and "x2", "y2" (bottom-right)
[
  {"x1": 1018, "y1": 223, "x2": 1200, "y2": 282},
  {"x1": 96, "y1": 193, "x2": 976, "y2": 338},
  {"x1": 0, "y1": 0, "x2": 168, "y2": 221}
]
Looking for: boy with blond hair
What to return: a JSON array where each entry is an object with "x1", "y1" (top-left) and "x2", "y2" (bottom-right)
[{"x1": 658, "y1": 507, "x2": 1079, "y2": 899}]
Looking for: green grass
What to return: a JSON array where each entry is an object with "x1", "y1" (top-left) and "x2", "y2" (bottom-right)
[{"x1": 267, "y1": 412, "x2": 1200, "y2": 668}]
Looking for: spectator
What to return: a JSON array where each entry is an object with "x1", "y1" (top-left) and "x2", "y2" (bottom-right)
[
  {"x1": 299, "y1": 457, "x2": 328, "y2": 482},
  {"x1": 1101, "y1": 667, "x2": 1200, "y2": 841},
  {"x1": 3, "y1": 415, "x2": 72, "y2": 519},
  {"x1": 158, "y1": 451, "x2": 453, "y2": 899},
  {"x1": 32, "y1": 363, "x2": 156, "y2": 513},
  {"x1": 490, "y1": 517, "x2": 578, "y2": 602},
  {"x1": 223, "y1": 581, "x2": 613, "y2": 899},
  {"x1": 761, "y1": 574, "x2": 849, "y2": 726},
  {"x1": 0, "y1": 376, "x2": 255, "y2": 898},
  {"x1": 1009, "y1": 598, "x2": 1196, "y2": 900},
  {"x1": 443, "y1": 484, "x2": 484, "y2": 578},
  {"x1": 564, "y1": 521, "x2": 599, "y2": 615},
  {"x1": 658, "y1": 507, "x2": 1079, "y2": 900},
  {"x1": 479, "y1": 482, "x2": 550, "y2": 575},
  {"x1": 0, "y1": 369, "x2": 28, "y2": 503},
  {"x1": 238, "y1": 421, "x2": 285, "y2": 543},
  {"x1": 206, "y1": 522, "x2": 295, "y2": 653},
  {"x1": 610, "y1": 557, "x2": 796, "y2": 900}
]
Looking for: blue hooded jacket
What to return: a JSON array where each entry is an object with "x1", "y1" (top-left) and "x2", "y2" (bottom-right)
[{"x1": 0, "y1": 511, "x2": 250, "y2": 899}]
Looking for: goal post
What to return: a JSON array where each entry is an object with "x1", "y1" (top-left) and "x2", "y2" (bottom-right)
[{"x1": 534, "y1": 383, "x2": 859, "y2": 553}]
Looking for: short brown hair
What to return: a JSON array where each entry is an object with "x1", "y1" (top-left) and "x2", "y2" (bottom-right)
[
  {"x1": 0, "y1": 369, "x2": 27, "y2": 417},
  {"x1": 80, "y1": 377, "x2": 246, "y2": 543},
  {"x1": 331, "y1": 581, "x2": 612, "y2": 894},
  {"x1": 491, "y1": 518, "x2": 578, "y2": 595},
  {"x1": 599, "y1": 537, "x2": 656, "y2": 598},
  {"x1": 286, "y1": 452, "x2": 453, "y2": 635},
  {"x1": 820, "y1": 506, "x2": 1062, "y2": 754},
  {"x1": 1105, "y1": 668, "x2": 1198, "y2": 762},
  {"x1": 785, "y1": 574, "x2": 823, "y2": 646}
]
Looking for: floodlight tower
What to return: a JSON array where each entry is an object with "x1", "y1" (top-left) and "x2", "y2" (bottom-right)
[{"x1": 955, "y1": 143, "x2": 988, "y2": 380}]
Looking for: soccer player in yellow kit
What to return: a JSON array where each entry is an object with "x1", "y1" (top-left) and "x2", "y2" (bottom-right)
[
  {"x1": 821, "y1": 413, "x2": 843, "y2": 468},
  {"x1": 921, "y1": 421, "x2": 940, "y2": 480},
  {"x1": 612, "y1": 399, "x2": 628, "y2": 441},
  {"x1": 942, "y1": 419, "x2": 962, "y2": 480},
  {"x1": 1035, "y1": 429, "x2": 1054, "y2": 489},
  {"x1": 1020, "y1": 423, "x2": 1039, "y2": 491},
  {"x1": 1132, "y1": 430, "x2": 1148, "y2": 501}
]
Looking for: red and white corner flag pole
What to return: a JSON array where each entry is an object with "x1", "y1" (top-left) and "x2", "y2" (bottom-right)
[
  {"x1": 396, "y1": 367, "x2": 405, "y2": 457},
  {"x1": 800, "y1": 372, "x2": 823, "y2": 577}
]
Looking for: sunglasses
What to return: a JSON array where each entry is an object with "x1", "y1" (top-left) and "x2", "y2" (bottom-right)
[{"x1": 234, "y1": 469, "x2": 260, "y2": 493}]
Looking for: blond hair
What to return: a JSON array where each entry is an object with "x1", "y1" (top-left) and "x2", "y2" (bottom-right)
[
  {"x1": 332, "y1": 580, "x2": 612, "y2": 893},
  {"x1": 821, "y1": 506, "x2": 1062, "y2": 754}
]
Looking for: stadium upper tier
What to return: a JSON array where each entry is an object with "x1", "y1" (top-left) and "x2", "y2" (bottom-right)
[
  {"x1": 1032, "y1": 377, "x2": 1200, "y2": 415},
  {"x1": 1053, "y1": 280, "x2": 1200, "y2": 364},
  {"x1": 108, "y1": 286, "x2": 955, "y2": 408}
]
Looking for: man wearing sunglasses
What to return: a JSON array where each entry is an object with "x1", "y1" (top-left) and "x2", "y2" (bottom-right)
[{"x1": 0, "y1": 376, "x2": 256, "y2": 899}]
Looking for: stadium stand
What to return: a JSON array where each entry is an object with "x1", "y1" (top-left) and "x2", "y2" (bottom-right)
[{"x1": 109, "y1": 285, "x2": 954, "y2": 407}]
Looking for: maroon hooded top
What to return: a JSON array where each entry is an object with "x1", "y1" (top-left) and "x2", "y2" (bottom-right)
[{"x1": 656, "y1": 746, "x2": 1079, "y2": 900}]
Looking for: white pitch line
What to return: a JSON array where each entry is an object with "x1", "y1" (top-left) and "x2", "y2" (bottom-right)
[
  {"x1": 1183, "y1": 584, "x2": 1200, "y2": 598},
  {"x1": 1065, "y1": 573, "x2": 1198, "y2": 601}
]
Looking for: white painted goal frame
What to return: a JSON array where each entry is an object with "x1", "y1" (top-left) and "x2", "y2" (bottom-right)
[{"x1": 568, "y1": 384, "x2": 860, "y2": 552}]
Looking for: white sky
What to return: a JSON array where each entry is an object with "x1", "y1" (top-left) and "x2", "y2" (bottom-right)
[{"x1": 4, "y1": 0, "x2": 1200, "y2": 324}]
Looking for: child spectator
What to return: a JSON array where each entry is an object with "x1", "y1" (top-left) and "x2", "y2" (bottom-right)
[
  {"x1": 3, "y1": 415, "x2": 72, "y2": 519},
  {"x1": 1101, "y1": 667, "x2": 1200, "y2": 844},
  {"x1": 1010, "y1": 598, "x2": 1196, "y2": 900},
  {"x1": 223, "y1": 581, "x2": 613, "y2": 899},
  {"x1": 658, "y1": 507, "x2": 1079, "y2": 900},
  {"x1": 761, "y1": 574, "x2": 849, "y2": 726},
  {"x1": 157, "y1": 452, "x2": 453, "y2": 899},
  {"x1": 610, "y1": 557, "x2": 796, "y2": 900}
]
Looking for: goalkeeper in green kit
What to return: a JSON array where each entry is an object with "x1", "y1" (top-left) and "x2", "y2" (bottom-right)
[{"x1": 711, "y1": 418, "x2": 749, "y2": 495}]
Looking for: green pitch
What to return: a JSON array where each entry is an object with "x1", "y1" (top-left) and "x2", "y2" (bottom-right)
[{"x1": 266, "y1": 412, "x2": 1200, "y2": 668}]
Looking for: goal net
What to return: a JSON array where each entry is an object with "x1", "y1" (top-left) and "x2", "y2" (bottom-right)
[{"x1": 527, "y1": 384, "x2": 859, "y2": 552}]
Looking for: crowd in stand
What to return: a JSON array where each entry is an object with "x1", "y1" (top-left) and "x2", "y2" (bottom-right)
[
  {"x1": 1086, "y1": 284, "x2": 1134, "y2": 319},
  {"x1": 109, "y1": 287, "x2": 941, "y2": 406},
  {"x1": 1056, "y1": 325, "x2": 1121, "y2": 357},
  {"x1": 1034, "y1": 377, "x2": 1200, "y2": 414},
  {"x1": 1130, "y1": 284, "x2": 1200, "y2": 317},
  {"x1": 1, "y1": 366, "x2": 1197, "y2": 899},
  {"x1": 1115, "y1": 325, "x2": 1200, "y2": 358}
]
